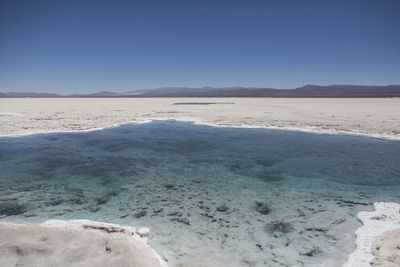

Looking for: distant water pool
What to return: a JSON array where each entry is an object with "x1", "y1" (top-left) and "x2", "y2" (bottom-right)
[
  {"x1": 172, "y1": 102, "x2": 235, "y2": 105},
  {"x1": 1, "y1": 121, "x2": 399, "y2": 266}
]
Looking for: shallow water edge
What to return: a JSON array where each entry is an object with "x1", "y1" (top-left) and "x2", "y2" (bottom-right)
[{"x1": 1, "y1": 117, "x2": 400, "y2": 141}]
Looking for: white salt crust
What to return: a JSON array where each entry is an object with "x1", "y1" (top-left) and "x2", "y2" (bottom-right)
[
  {"x1": 41, "y1": 219, "x2": 167, "y2": 267},
  {"x1": 343, "y1": 202, "x2": 400, "y2": 267}
]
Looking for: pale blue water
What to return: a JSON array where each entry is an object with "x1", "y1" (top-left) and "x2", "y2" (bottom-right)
[{"x1": 1, "y1": 121, "x2": 399, "y2": 266}]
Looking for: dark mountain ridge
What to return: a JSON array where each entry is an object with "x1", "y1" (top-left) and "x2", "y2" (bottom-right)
[{"x1": 1, "y1": 85, "x2": 400, "y2": 98}]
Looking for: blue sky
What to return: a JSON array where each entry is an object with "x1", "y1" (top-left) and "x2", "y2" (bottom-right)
[{"x1": 0, "y1": 0, "x2": 399, "y2": 94}]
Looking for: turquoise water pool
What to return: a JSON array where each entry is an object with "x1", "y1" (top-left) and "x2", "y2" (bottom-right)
[{"x1": 1, "y1": 121, "x2": 399, "y2": 266}]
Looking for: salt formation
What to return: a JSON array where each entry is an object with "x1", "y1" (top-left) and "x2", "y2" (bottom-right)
[
  {"x1": 343, "y1": 202, "x2": 400, "y2": 267},
  {"x1": 41, "y1": 219, "x2": 167, "y2": 267}
]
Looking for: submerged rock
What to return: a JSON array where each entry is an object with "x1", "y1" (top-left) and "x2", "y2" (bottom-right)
[
  {"x1": 299, "y1": 245, "x2": 323, "y2": 257},
  {"x1": 265, "y1": 221, "x2": 294, "y2": 234},
  {"x1": 133, "y1": 210, "x2": 147, "y2": 218},
  {"x1": 45, "y1": 199, "x2": 64, "y2": 206},
  {"x1": 216, "y1": 204, "x2": 229, "y2": 212},
  {"x1": 88, "y1": 207, "x2": 100, "y2": 213},
  {"x1": 255, "y1": 159, "x2": 277, "y2": 167},
  {"x1": 305, "y1": 211, "x2": 346, "y2": 231},
  {"x1": 254, "y1": 201, "x2": 271, "y2": 215},
  {"x1": 70, "y1": 198, "x2": 84, "y2": 205},
  {"x1": 94, "y1": 191, "x2": 119, "y2": 205},
  {"x1": 0, "y1": 202, "x2": 26, "y2": 216},
  {"x1": 171, "y1": 217, "x2": 190, "y2": 225},
  {"x1": 229, "y1": 162, "x2": 251, "y2": 173},
  {"x1": 256, "y1": 170, "x2": 285, "y2": 182},
  {"x1": 230, "y1": 162, "x2": 285, "y2": 182},
  {"x1": 167, "y1": 211, "x2": 182, "y2": 217},
  {"x1": 95, "y1": 196, "x2": 110, "y2": 205},
  {"x1": 153, "y1": 208, "x2": 163, "y2": 214},
  {"x1": 164, "y1": 184, "x2": 176, "y2": 189}
]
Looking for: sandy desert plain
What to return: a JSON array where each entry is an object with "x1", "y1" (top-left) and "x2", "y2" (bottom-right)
[{"x1": 0, "y1": 97, "x2": 399, "y2": 267}]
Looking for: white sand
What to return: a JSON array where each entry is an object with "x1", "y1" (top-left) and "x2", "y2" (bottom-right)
[
  {"x1": 0, "y1": 220, "x2": 167, "y2": 267},
  {"x1": 0, "y1": 97, "x2": 399, "y2": 139}
]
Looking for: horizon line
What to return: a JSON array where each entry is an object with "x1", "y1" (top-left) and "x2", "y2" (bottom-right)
[{"x1": 2, "y1": 83, "x2": 400, "y2": 95}]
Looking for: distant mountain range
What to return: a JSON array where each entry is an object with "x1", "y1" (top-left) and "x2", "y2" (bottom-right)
[{"x1": 1, "y1": 85, "x2": 400, "y2": 98}]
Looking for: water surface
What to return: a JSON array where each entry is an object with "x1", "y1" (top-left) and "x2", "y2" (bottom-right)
[{"x1": 1, "y1": 121, "x2": 399, "y2": 266}]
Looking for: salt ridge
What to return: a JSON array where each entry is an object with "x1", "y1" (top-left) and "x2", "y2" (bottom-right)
[
  {"x1": 41, "y1": 219, "x2": 168, "y2": 267},
  {"x1": 343, "y1": 202, "x2": 400, "y2": 267}
]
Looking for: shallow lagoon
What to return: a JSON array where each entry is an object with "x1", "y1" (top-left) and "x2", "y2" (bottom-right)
[{"x1": 1, "y1": 121, "x2": 400, "y2": 266}]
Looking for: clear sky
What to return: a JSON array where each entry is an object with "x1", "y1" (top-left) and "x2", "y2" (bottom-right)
[{"x1": 0, "y1": 0, "x2": 399, "y2": 94}]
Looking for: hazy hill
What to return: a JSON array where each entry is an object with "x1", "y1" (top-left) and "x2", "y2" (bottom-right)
[
  {"x1": 1, "y1": 85, "x2": 400, "y2": 97},
  {"x1": 0, "y1": 92, "x2": 61, "y2": 97}
]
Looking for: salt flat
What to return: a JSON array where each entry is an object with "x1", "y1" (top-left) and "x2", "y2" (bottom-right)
[
  {"x1": 0, "y1": 97, "x2": 399, "y2": 139},
  {"x1": 1, "y1": 97, "x2": 399, "y2": 266}
]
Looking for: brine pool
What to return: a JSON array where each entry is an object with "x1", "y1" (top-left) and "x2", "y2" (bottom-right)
[{"x1": 1, "y1": 121, "x2": 399, "y2": 266}]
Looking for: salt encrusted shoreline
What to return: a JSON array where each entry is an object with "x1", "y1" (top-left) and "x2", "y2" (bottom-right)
[
  {"x1": 343, "y1": 202, "x2": 400, "y2": 267},
  {"x1": 146, "y1": 117, "x2": 400, "y2": 141},
  {"x1": 1, "y1": 117, "x2": 400, "y2": 141},
  {"x1": 1, "y1": 207, "x2": 398, "y2": 267},
  {"x1": 42, "y1": 219, "x2": 168, "y2": 267},
  {"x1": 0, "y1": 219, "x2": 168, "y2": 267},
  {"x1": 1, "y1": 98, "x2": 399, "y2": 139}
]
